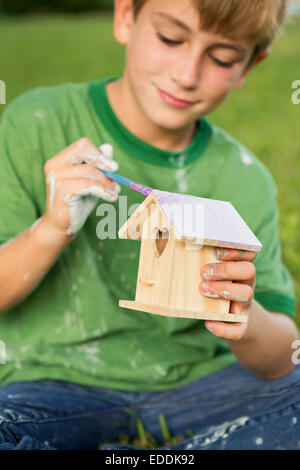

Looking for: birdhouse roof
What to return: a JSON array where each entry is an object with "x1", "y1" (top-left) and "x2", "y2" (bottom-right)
[{"x1": 118, "y1": 189, "x2": 262, "y2": 252}]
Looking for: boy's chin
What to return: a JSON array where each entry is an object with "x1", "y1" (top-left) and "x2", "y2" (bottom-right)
[{"x1": 146, "y1": 111, "x2": 200, "y2": 132}]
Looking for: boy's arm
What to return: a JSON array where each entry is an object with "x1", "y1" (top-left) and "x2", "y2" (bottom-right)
[
  {"x1": 227, "y1": 299, "x2": 299, "y2": 380},
  {"x1": 199, "y1": 248, "x2": 299, "y2": 380},
  {"x1": 0, "y1": 136, "x2": 121, "y2": 314},
  {"x1": 0, "y1": 217, "x2": 71, "y2": 313}
]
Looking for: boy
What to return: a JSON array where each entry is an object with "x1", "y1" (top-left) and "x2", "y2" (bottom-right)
[{"x1": 0, "y1": 0, "x2": 299, "y2": 450}]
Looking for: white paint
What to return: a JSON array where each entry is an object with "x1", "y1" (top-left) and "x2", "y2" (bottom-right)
[
  {"x1": 64, "y1": 311, "x2": 74, "y2": 327},
  {"x1": 62, "y1": 142, "x2": 120, "y2": 235},
  {"x1": 183, "y1": 416, "x2": 249, "y2": 449},
  {"x1": 75, "y1": 344, "x2": 105, "y2": 366},
  {"x1": 241, "y1": 150, "x2": 253, "y2": 166},
  {"x1": 185, "y1": 241, "x2": 203, "y2": 251},
  {"x1": 30, "y1": 218, "x2": 42, "y2": 233},
  {"x1": 46, "y1": 171, "x2": 58, "y2": 213},
  {"x1": 255, "y1": 437, "x2": 263, "y2": 446},
  {"x1": 0, "y1": 341, "x2": 6, "y2": 365},
  {"x1": 168, "y1": 154, "x2": 187, "y2": 168},
  {"x1": 155, "y1": 365, "x2": 167, "y2": 376},
  {"x1": 154, "y1": 189, "x2": 262, "y2": 251},
  {"x1": 85, "y1": 173, "x2": 99, "y2": 181},
  {"x1": 222, "y1": 290, "x2": 230, "y2": 297},
  {"x1": 64, "y1": 185, "x2": 119, "y2": 236},
  {"x1": 292, "y1": 417, "x2": 297, "y2": 425},
  {"x1": 74, "y1": 297, "x2": 81, "y2": 313},
  {"x1": 99, "y1": 143, "x2": 114, "y2": 159},
  {"x1": 0, "y1": 80, "x2": 6, "y2": 105},
  {"x1": 35, "y1": 110, "x2": 44, "y2": 119},
  {"x1": 176, "y1": 168, "x2": 188, "y2": 192}
]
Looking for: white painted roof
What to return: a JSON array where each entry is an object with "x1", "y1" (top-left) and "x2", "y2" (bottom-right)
[{"x1": 152, "y1": 190, "x2": 262, "y2": 252}]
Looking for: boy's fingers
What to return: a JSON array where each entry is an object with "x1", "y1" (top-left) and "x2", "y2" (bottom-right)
[
  {"x1": 199, "y1": 280, "x2": 253, "y2": 305},
  {"x1": 205, "y1": 320, "x2": 248, "y2": 341},
  {"x1": 201, "y1": 261, "x2": 256, "y2": 283},
  {"x1": 45, "y1": 164, "x2": 120, "y2": 193},
  {"x1": 71, "y1": 149, "x2": 118, "y2": 172},
  {"x1": 45, "y1": 138, "x2": 118, "y2": 173},
  {"x1": 214, "y1": 248, "x2": 257, "y2": 262},
  {"x1": 66, "y1": 185, "x2": 119, "y2": 203},
  {"x1": 49, "y1": 178, "x2": 120, "y2": 205}
]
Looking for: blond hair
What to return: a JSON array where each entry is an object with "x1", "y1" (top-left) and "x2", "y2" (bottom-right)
[{"x1": 132, "y1": 0, "x2": 288, "y2": 66}]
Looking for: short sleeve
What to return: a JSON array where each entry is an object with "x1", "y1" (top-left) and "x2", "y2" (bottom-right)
[
  {"x1": 0, "y1": 105, "x2": 38, "y2": 244},
  {"x1": 253, "y1": 182, "x2": 296, "y2": 318}
]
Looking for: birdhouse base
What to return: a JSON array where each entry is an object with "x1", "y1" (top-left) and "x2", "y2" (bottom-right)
[{"x1": 119, "y1": 300, "x2": 248, "y2": 323}]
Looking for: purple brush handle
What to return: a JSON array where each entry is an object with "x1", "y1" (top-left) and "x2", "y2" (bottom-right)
[
  {"x1": 101, "y1": 170, "x2": 153, "y2": 197},
  {"x1": 130, "y1": 182, "x2": 153, "y2": 197}
]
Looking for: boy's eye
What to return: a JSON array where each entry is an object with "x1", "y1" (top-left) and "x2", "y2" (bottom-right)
[
  {"x1": 157, "y1": 33, "x2": 182, "y2": 47},
  {"x1": 210, "y1": 56, "x2": 235, "y2": 69}
]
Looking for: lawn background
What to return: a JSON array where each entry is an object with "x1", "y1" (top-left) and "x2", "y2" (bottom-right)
[{"x1": 0, "y1": 12, "x2": 299, "y2": 325}]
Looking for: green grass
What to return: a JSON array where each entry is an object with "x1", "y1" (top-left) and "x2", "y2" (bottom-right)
[
  {"x1": 98, "y1": 413, "x2": 190, "y2": 449},
  {"x1": 0, "y1": 13, "x2": 299, "y2": 324}
]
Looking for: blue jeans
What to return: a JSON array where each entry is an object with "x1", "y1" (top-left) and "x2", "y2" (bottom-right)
[{"x1": 0, "y1": 363, "x2": 300, "y2": 450}]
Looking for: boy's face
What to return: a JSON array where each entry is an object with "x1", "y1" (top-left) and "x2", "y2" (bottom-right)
[{"x1": 115, "y1": 0, "x2": 259, "y2": 131}]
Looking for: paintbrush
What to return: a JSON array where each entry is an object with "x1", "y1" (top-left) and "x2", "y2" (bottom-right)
[{"x1": 101, "y1": 170, "x2": 154, "y2": 197}]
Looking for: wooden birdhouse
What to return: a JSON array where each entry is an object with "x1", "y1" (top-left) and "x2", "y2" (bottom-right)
[{"x1": 118, "y1": 190, "x2": 262, "y2": 323}]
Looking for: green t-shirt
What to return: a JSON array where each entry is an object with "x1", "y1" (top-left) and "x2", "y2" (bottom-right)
[{"x1": 0, "y1": 76, "x2": 296, "y2": 390}]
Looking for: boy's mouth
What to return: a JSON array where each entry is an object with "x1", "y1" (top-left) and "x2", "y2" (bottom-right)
[{"x1": 157, "y1": 87, "x2": 197, "y2": 109}]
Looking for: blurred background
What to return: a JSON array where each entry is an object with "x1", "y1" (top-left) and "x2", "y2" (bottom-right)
[{"x1": 0, "y1": 1, "x2": 299, "y2": 325}]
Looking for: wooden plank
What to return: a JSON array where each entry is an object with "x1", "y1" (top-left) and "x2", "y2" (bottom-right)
[{"x1": 119, "y1": 300, "x2": 248, "y2": 323}]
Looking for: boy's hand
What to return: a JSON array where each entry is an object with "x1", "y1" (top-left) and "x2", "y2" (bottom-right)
[
  {"x1": 43, "y1": 138, "x2": 121, "y2": 239},
  {"x1": 199, "y1": 248, "x2": 257, "y2": 340}
]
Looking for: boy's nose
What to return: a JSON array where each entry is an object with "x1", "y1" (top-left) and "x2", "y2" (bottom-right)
[{"x1": 171, "y1": 55, "x2": 201, "y2": 90}]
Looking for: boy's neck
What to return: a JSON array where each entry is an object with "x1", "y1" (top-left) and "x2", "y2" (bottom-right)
[{"x1": 106, "y1": 76, "x2": 197, "y2": 152}]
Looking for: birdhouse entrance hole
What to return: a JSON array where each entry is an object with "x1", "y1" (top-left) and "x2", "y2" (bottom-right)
[{"x1": 152, "y1": 227, "x2": 169, "y2": 257}]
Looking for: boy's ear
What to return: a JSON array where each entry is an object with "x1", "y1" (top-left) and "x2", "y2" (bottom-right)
[
  {"x1": 233, "y1": 47, "x2": 272, "y2": 89},
  {"x1": 113, "y1": 0, "x2": 135, "y2": 45}
]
